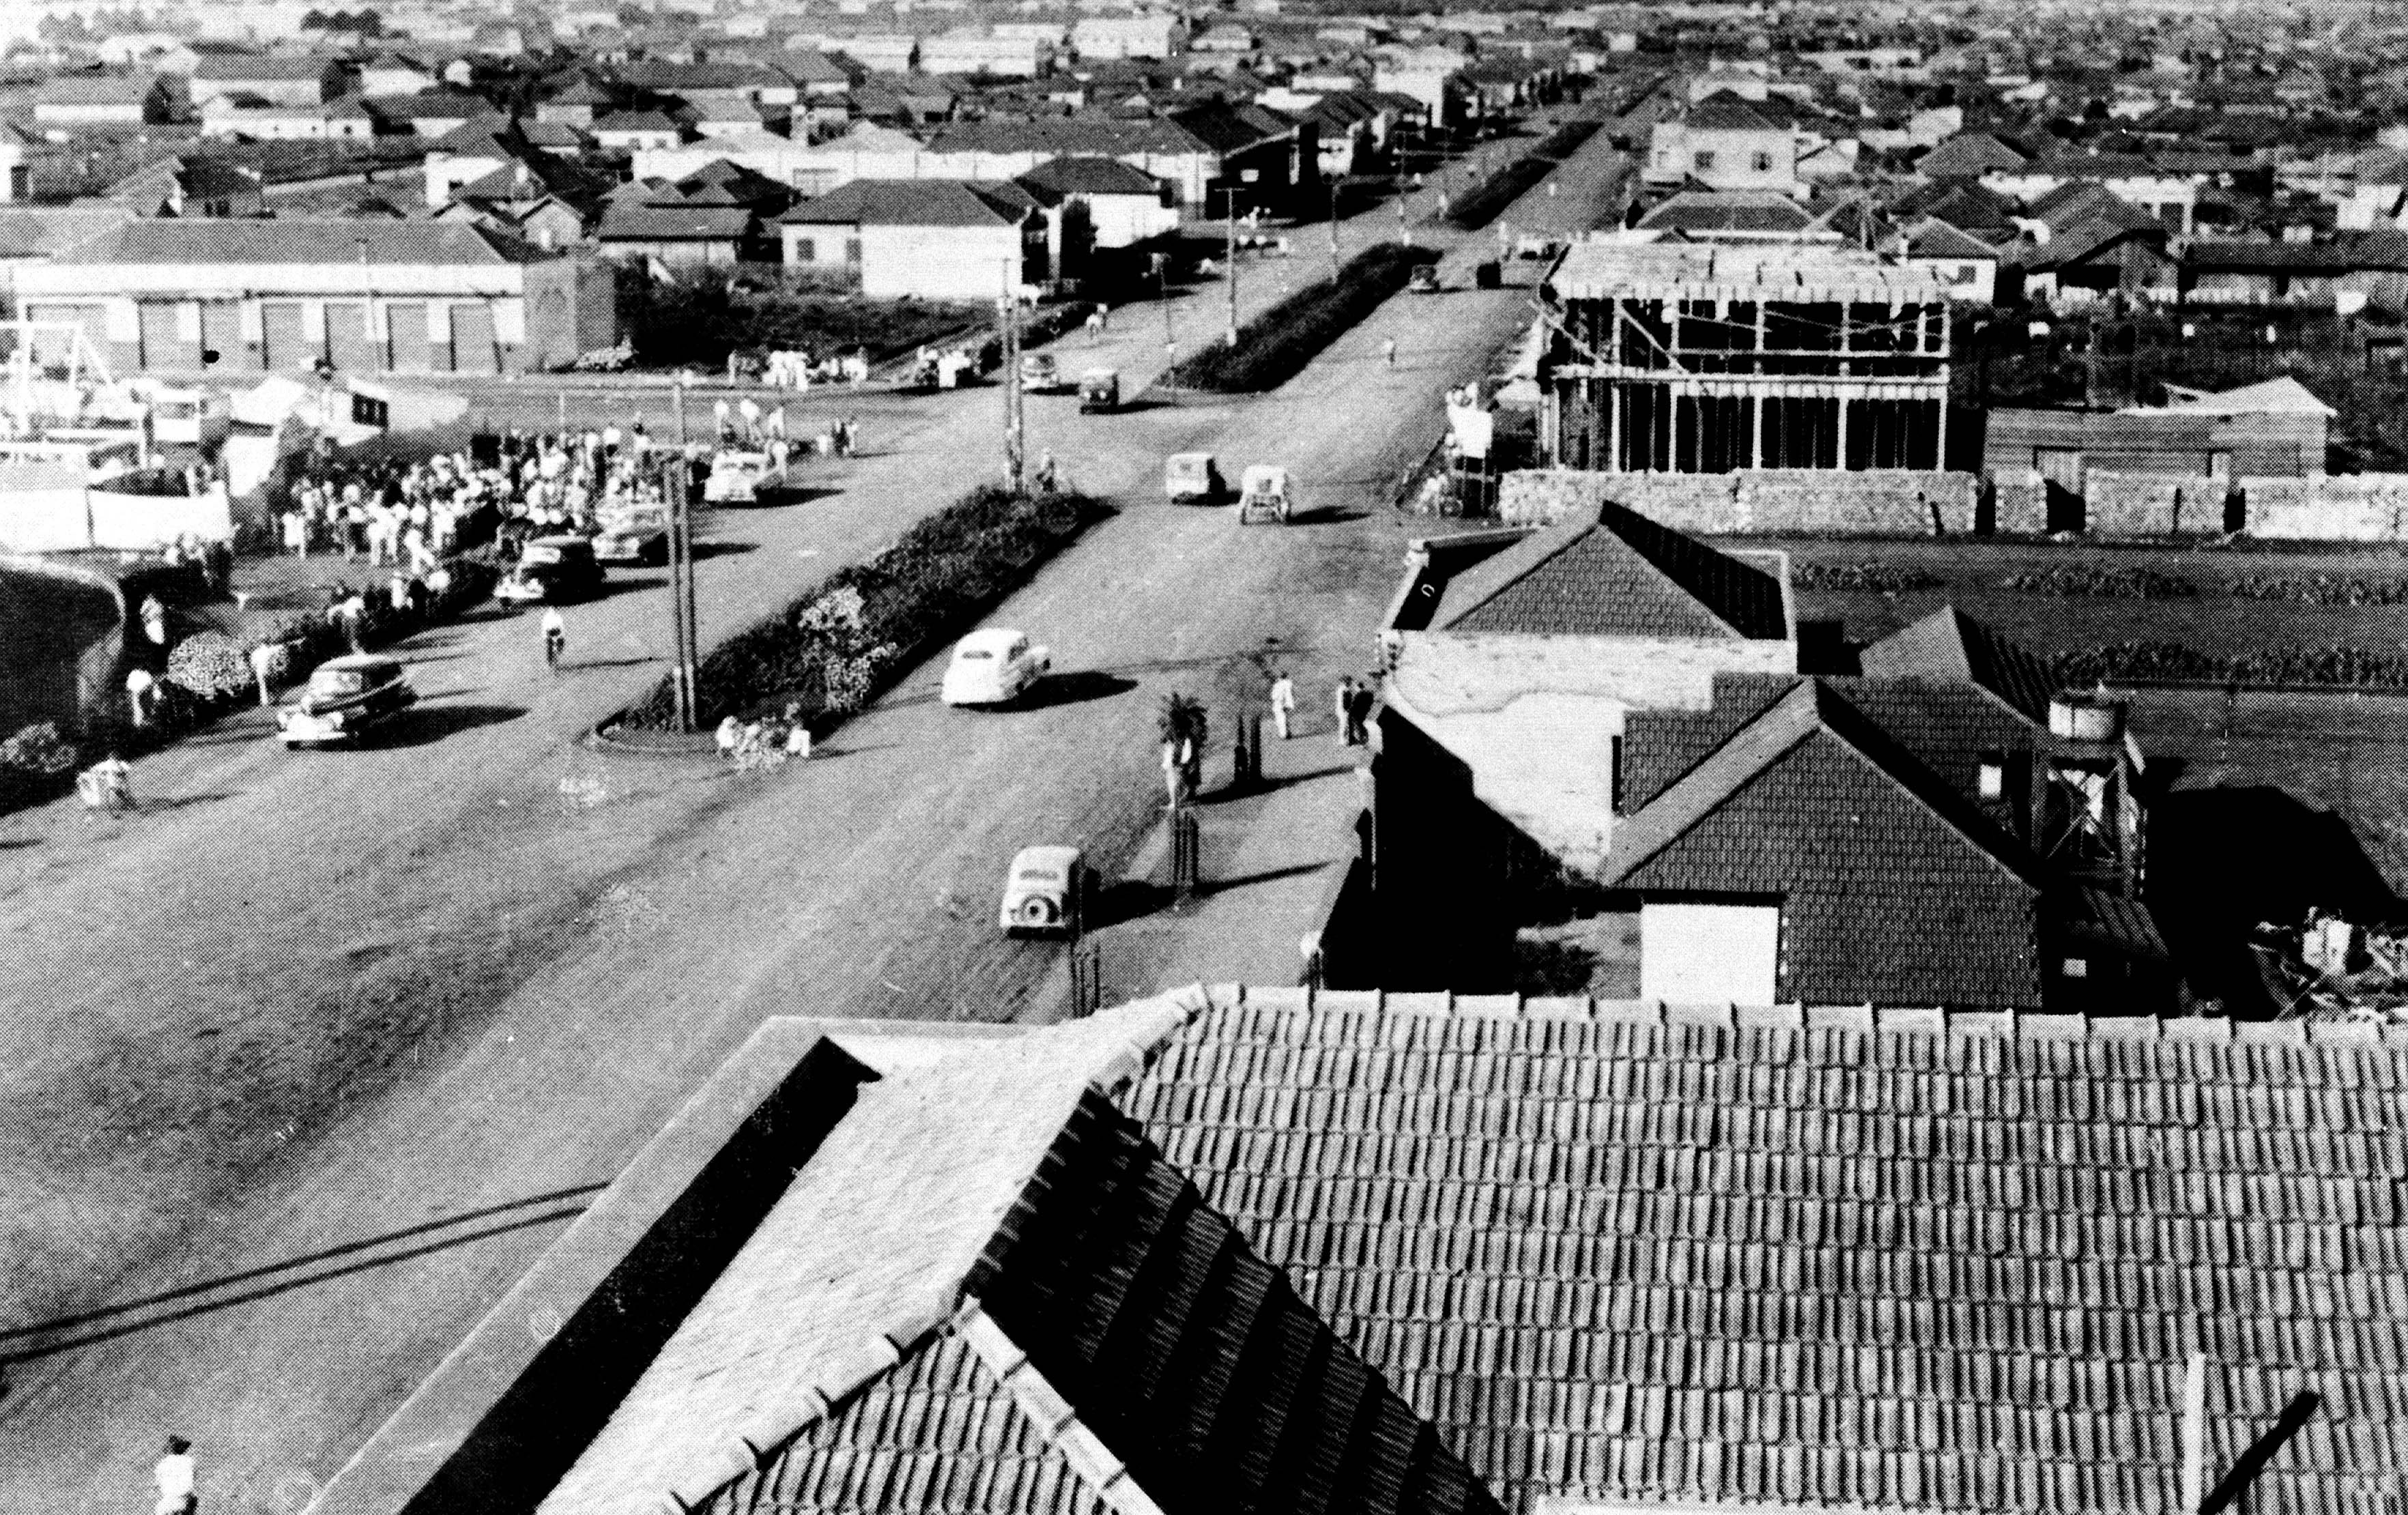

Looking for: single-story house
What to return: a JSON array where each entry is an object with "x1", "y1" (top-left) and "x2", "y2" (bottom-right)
[
  {"x1": 778, "y1": 177, "x2": 1048, "y2": 298},
  {"x1": 590, "y1": 111, "x2": 687, "y2": 153},
  {"x1": 12, "y1": 218, "x2": 618, "y2": 376},
  {"x1": 1986, "y1": 375, "x2": 2335, "y2": 485},
  {"x1": 33, "y1": 72, "x2": 179, "y2": 129},
  {"x1": 366, "y1": 91, "x2": 498, "y2": 139},
  {"x1": 190, "y1": 53, "x2": 352, "y2": 109}
]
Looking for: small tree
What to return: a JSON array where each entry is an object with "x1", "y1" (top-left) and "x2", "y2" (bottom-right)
[{"x1": 1158, "y1": 693, "x2": 1207, "y2": 790}]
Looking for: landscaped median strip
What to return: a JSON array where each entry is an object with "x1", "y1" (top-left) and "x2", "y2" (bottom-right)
[
  {"x1": 1156, "y1": 244, "x2": 1437, "y2": 395},
  {"x1": 1440, "y1": 118, "x2": 1603, "y2": 231},
  {"x1": 607, "y1": 485, "x2": 1108, "y2": 737}
]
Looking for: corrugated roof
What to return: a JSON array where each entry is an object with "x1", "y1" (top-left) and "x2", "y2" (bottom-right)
[{"x1": 1433, "y1": 498, "x2": 1788, "y2": 641}]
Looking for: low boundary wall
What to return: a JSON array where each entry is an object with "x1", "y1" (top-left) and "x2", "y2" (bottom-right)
[{"x1": 1500, "y1": 469, "x2": 1979, "y2": 536}]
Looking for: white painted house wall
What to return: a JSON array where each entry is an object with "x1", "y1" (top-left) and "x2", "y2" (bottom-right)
[{"x1": 1639, "y1": 902, "x2": 1781, "y2": 1005}]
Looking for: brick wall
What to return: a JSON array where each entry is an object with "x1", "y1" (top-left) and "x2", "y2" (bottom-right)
[{"x1": 1500, "y1": 470, "x2": 1980, "y2": 536}]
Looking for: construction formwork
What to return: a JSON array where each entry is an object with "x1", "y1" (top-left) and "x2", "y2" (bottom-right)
[{"x1": 1540, "y1": 241, "x2": 1953, "y2": 474}]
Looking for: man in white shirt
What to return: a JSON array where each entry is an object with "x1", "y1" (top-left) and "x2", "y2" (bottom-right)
[{"x1": 154, "y1": 1434, "x2": 196, "y2": 1515}]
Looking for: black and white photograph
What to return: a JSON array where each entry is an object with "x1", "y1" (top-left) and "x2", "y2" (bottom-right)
[{"x1": 0, "y1": 1, "x2": 2401, "y2": 1512}]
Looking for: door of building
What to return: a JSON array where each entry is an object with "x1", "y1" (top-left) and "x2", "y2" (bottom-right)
[
  {"x1": 261, "y1": 302, "x2": 310, "y2": 371},
  {"x1": 449, "y1": 303, "x2": 498, "y2": 375}
]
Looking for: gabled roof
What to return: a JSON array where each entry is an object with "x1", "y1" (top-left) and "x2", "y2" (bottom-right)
[
  {"x1": 364, "y1": 89, "x2": 491, "y2": 119},
  {"x1": 1917, "y1": 128, "x2": 2029, "y2": 178},
  {"x1": 2151, "y1": 374, "x2": 2337, "y2": 418},
  {"x1": 1431, "y1": 497, "x2": 1789, "y2": 641},
  {"x1": 194, "y1": 53, "x2": 341, "y2": 80},
  {"x1": 779, "y1": 177, "x2": 1040, "y2": 228},
  {"x1": 35, "y1": 72, "x2": 161, "y2": 105},
  {"x1": 1637, "y1": 188, "x2": 1822, "y2": 236},
  {"x1": 53, "y1": 218, "x2": 549, "y2": 267},
  {"x1": 1602, "y1": 676, "x2": 2043, "y2": 899},
  {"x1": 591, "y1": 109, "x2": 682, "y2": 132},
  {"x1": 534, "y1": 1000, "x2": 1500, "y2": 1515},
  {"x1": 1859, "y1": 604, "x2": 2056, "y2": 723},
  {"x1": 592, "y1": 201, "x2": 758, "y2": 242}
]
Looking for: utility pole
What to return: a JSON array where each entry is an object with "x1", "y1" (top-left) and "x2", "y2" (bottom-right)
[
  {"x1": 1224, "y1": 188, "x2": 1239, "y2": 346},
  {"x1": 1158, "y1": 252, "x2": 1173, "y2": 359},
  {"x1": 665, "y1": 452, "x2": 698, "y2": 732},
  {"x1": 1001, "y1": 261, "x2": 1024, "y2": 492},
  {"x1": 1328, "y1": 173, "x2": 1341, "y2": 278}
]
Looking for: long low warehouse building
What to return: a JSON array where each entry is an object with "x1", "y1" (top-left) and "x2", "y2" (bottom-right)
[{"x1": 10, "y1": 219, "x2": 618, "y2": 377}]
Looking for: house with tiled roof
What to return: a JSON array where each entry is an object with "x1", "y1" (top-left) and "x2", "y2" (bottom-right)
[
  {"x1": 1635, "y1": 188, "x2": 1838, "y2": 243},
  {"x1": 11, "y1": 217, "x2": 617, "y2": 377},
  {"x1": 1894, "y1": 217, "x2": 2003, "y2": 302},
  {"x1": 1913, "y1": 128, "x2": 2029, "y2": 181},
  {"x1": 362, "y1": 90, "x2": 496, "y2": 139},
  {"x1": 1014, "y1": 155, "x2": 1175, "y2": 250},
  {"x1": 1372, "y1": 501, "x2": 1796, "y2": 985},
  {"x1": 591, "y1": 110, "x2": 687, "y2": 153},
  {"x1": 33, "y1": 71, "x2": 180, "y2": 128},
  {"x1": 1605, "y1": 604, "x2": 2166, "y2": 1010},
  {"x1": 1646, "y1": 94, "x2": 1807, "y2": 197},
  {"x1": 190, "y1": 50, "x2": 352, "y2": 108},
  {"x1": 317, "y1": 985, "x2": 2408, "y2": 1515},
  {"x1": 101, "y1": 154, "x2": 268, "y2": 218},
  {"x1": 778, "y1": 177, "x2": 1049, "y2": 297}
]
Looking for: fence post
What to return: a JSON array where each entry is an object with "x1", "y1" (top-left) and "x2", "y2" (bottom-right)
[{"x1": 1067, "y1": 937, "x2": 1102, "y2": 1018}]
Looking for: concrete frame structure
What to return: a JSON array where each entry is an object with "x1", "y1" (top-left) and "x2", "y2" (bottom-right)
[{"x1": 1541, "y1": 240, "x2": 1952, "y2": 474}]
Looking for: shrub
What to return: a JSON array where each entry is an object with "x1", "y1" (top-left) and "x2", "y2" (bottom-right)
[
  {"x1": 2053, "y1": 640, "x2": 2408, "y2": 689},
  {"x1": 2228, "y1": 573, "x2": 2408, "y2": 607},
  {"x1": 617, "y1": 485, "x2": 1105, "y2": 732},
  {"x1": 0, "y1": 722, "x2": 78, "y2": 777},
  {"x1": 1791, "y1": 561, "x2": 1945, "y2": 593},
  {"x1": 2003, "y1": 564, "x2": 2198, "y2": 599},
  {"x1": 163, "y1": 631, "x2": 253, "y2": 704},
  {"x1": 1162, "y1": 244, "x2": 1435, "y2": 394}
]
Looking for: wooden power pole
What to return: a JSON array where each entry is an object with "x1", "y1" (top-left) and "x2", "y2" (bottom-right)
[{"x1": 1001, "y1": 264, "x2": 1024, "y2": 493}]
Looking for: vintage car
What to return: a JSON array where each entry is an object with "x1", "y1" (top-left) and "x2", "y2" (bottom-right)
[
  {"x1": 496, "y1": 535, "x2": 605, "y2": 605},
  {"x1": 1237, "y1": 464, "x2": 1294, "y2": 523},
  {"x1": 1019, "y1": 351, "x2": 1071, "y2": 394},
  {"x1": 276, "y1": 653, "x2": 416, "y2": 748},
  {"x1": 999, "y1": 844, "x2": 1088, "y2": 936},
  {"x1": 1079, "y1": 368, "x2": 1121, "y2": 413},
  {"x1": 591, "y1": 506, "x2": 670, "y2": 566},
  {"x1": 1164, "y1": 451, "x2": 1228, "y2": 505},
  {"x1": 1407, "y1": 263, "x2": 1442, "y2": 294},
  {"x1": 941, "y1": 627, "x2": 1051, "y2": 707},
  {"x1": 703, "y1": 449, "x2": 775, "y2": 505}
]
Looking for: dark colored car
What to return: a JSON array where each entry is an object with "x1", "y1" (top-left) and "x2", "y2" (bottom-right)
[
  {"x1": 496, "y1": 535, "x2": 605, "y2": 605},
  {"x1": 276, "y1": 654, "x2": 417, "y2": 747}
]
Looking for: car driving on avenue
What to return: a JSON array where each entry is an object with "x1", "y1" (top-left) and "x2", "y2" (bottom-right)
[
  {"x1": 1164, "y1": 452, "x2": 1227, "y2": 504},
  {"x1": 941, "y1": 628, "x2": 1050, "y2": 706},
  {"x1": 704, "y1": 449, "x2": 775, "y2": 505},
  {"x1": 1019, "y1": 352, "x2": 1072, "y2": 394},
  {"x1": 496, "y1": 536, "x2": 605, "y2": 605},
  {"x1": 276, "y1": 653, "x2": 416, "y2": 748},
  {"x1": 591, "y1": 506, "x2": 669, "y2": 566},
  {"x1": 999, "y1": 844, "x2": 1088, "y2": 936}
]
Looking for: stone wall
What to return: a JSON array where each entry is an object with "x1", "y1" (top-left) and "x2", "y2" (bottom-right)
[
  {"x1": 1992, "y1": 477, "x2": 2049, "y2": 535},
  {"x1": 2083, "y1": 473, "x2": 2222, "y2": 538},
  {"x1": 1499, "y1": 469, "x2": 1979, "y2": 536},
  {"x1": 2242, "y1": 475, "x2": 2408, "y2": 542}
]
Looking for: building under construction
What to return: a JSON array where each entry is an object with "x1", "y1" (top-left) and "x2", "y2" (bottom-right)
[{"x1": 1540, "y1": 241, "x2": 1953, "y2": 473}]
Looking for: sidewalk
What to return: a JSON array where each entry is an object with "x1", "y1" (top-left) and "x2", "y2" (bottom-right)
[{"x1": 1091, "y1": 709, "x2": 1369, "y2": 996}]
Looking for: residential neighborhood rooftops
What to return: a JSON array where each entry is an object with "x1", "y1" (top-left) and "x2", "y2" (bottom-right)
[
  {"x1": 50, "y1": 218, "x2": 551, "y2": 267},
  {"x1": 780, "y1": 177, "x2": 1040, "y2": 227}
]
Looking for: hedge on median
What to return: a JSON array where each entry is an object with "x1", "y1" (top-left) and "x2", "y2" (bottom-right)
[
  {"x1": 1160, "y1": 243, "x2": 1436, "y2": 394},
  {"x1": 616, "y1": 484, "x2": 1107, "y2": 732},
  {"x1": 1443, "y1": 119, "x2": 1602, "y2": 231},
  {"x1": 2052, "y1": 639, "x2": 2408, "y2": 690}
]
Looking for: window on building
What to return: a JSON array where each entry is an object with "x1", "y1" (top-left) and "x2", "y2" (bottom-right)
[
  {"x1": 791, "y1": 238, "x2": 815, "y2": 263},
  {"x1": 1693, "y1": 149, "x2": 1717, "y2": 172},
  {"x1": 2061, "y1": 957, "x2": 2089, "y2": 979},
  {"x1": 1977, "y1": 753, "x2": 2005, "y2": 800},
  {"x1": 1751, "y1": 150, "x2": 1773, "y2": 172},
  {"x1": 844, "y1": 237, "x2": 863, "y2": 265},
  {"x1": 1609, "y1": 734, "x2": 1624, "y2": 813}
]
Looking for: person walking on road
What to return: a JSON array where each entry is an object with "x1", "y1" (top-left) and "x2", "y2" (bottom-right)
[
  {"x1": 125, "y1": 666, "x2": 156, "y2": 728},
  {"x1": 1381, "y1": 336, "x2": 1397, "y2": 368},
  {"x1": 1161, "y1": 737, "x2": 1186, "y2": 808},
  {"x1": 154, "y1": 1436, "x2": 197, "y2": 1515},
  {"x1": 249, "y1": 640, "x2": 283, "y2": 706},
  {"x1": 541, "y1": 606, "x2": 567, "y2": 673},
  {"x1": 1269, "y1": 670, "x2": 1296, "y2": 740},
  {"x1": 1333, "y1": 675, "x2": 1357, "y2": 747}
]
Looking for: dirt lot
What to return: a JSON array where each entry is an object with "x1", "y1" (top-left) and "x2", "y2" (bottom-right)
[{"x1": 1755, "y1": 535, "x2": 2408, "y2": 661}]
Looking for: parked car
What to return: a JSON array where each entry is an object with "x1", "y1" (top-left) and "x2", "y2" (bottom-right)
[
  {"x1": 941, "y1": 627, "x2": 1051, "y2": 706},
  {"x1": 1165, "y1": 451, "x2": 1227, "y2": 504},
  {"x1": 1237, "y1": 464, "x2": 1293, "y2": 523},
  {"x1": 495, "y1": 535, "x2": 605, "y2": 605},
  {"x1": 1407, "y1": 264, "x2": 1442, "y2": 294},
  {"x1": 276, "y1": 653, "x2": 416, "y2": 748},
  {"x1": 1020, "y1": 351, "x2": 1071, "y2": 394},
  {"x1": 999, "y1": 844, "x2": 1089, "y2": 936},
  {"x1": 1079, "y1": 368, "x2": 1121, "y2": 413},
  {"x1": 704, "y1": 449, "x2": 774, "y2": 505},
  {"x1": 591, "y1": 506, "x2": 669, "y2": 566}
]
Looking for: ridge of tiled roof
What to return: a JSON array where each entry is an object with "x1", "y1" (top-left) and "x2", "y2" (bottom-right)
[
  {"x1": 1014, "y1": 154, "x2": 1165, "y2": 196},
  {"x1": 1683, "y1": 96, "x2": 1777, "y2": 132},
  {"x1": 541, "y1": 1000, "x2": 1195, "y2": 1515},
  {"x1": 780, "y1": 177, "x2": 1038, "y2": 227},
  {"x1": 1902, "y1": 217, "x2": 2002, "y2": 260},
  {"x1": 1118, "y1": 984, "x2": 2408, "y2": 1512},
  {"x1": 1433, "y1": 498, "x2": 1788, "y2": 641},
  {"x1": 1860, "y1": 604, "x2": 2057, "y2": 724}
]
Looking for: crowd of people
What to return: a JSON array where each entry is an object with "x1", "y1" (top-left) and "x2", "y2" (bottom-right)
[{"x1": 274, "y1": 422, "x2": 711, "y2": 568}]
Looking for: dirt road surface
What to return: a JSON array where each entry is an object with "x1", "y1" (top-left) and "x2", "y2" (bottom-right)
[{"x1": 0, "y1": 130, "x2": 1635, "y2": 1515}]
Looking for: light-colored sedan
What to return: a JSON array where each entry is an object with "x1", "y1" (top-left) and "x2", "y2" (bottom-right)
[
  {"x1": 941, "y1": 627, "x2": 1050, "y2": 707},
  {"x1": 1000, "y1": 844, "x2": 1088, "y2": 936}
]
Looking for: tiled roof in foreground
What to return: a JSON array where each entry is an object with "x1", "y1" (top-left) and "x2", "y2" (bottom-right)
[{"x1": 1121, "y1": 990, "x2": 2408, "y2": 1515}]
